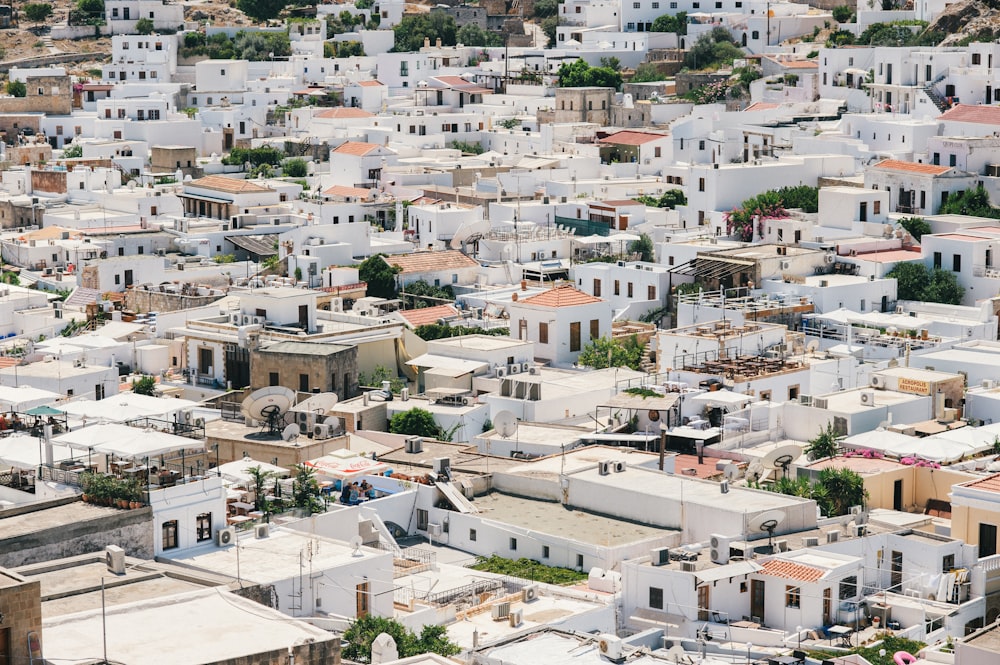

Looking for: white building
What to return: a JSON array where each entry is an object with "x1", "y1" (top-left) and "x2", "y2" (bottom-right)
[{"x1": 508, "y1": 284, "x2": 613, "y2": 366}]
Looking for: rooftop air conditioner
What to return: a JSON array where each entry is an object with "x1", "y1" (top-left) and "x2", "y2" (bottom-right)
[
  {"x1": 495, "y1": 366, "x2": 508, "y2": 378},
  {"x1": 710, "y1": 534, "x2": 732, "y2": 564},
  {"x1": 509, "y1": 608, "x2": 523, "y2": 627},
  {"x1": 255, "y1": 523, "x2": 270, "y2": 539},
  {"x1": 433, "y1": 457, "x2": 451, "y2": 478},
  {"x1": 509, "y1": 363, "x2": 521, "y2": 374},
  {"x1": 405, "y1": 436, "x2": 423, "y2": 453},
  {"x1": 871, "y1": 375, "x2": 884, "y2": 388},
  {"x1": 827, "y1": 530, "x2": 840, "y2": 543},
  {"x1": 528, "y1": 366, "x2": 540, "y2": 375},
  {"x1": 313, "y1": 423, "x2": 332, "y2": 439},
  {"x1": 106, "y1": 545, "x2": 126, "y2": 575},
  {"x1": 651, "y1": 547, "x2": 670, "y2": 566},
  {"x1": 860, "y1": 390, "x2": 875, "y2": 406},
  {"x1": 598, "y1": 635, "x2": 623, "y2": 661},
  {"x1": 613, "y1": 460, "x2": 626, "y2": 473},
  {"x1": 522, "y1": 584, "x2": 539, "y2": 602},
  {"x1": 803, "y1": 536, "x2": 820, "y2": 547},
  {"x1": 492, "y1": 602, "x2": 511, "y2": 620},
  {"x1": 427, "y1": 523, "x2": 442, "y2": 537},
  {"x1": 216, "y1": 527, "x2": 236, "y2": 546},
  {"x1": 598, "y1": 460, "x2": 613, "y2": 475}
]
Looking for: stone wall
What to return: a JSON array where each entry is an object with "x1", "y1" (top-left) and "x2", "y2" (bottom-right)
[
  {"x1": 674, "y1": 72, "x2": 729, "y2": 97},
  {"x1": 124, "y1": 288, "x2": 224, "y2": 314},
  {"x1": 0, "y1": 75, "x2": 73, "y2": 115},
  {"x1": 250, "y1": 345, "x2": 359, "y2": 398},
  {"x1": 0, "y1": 570, "x2": 42, "y2": 665},
  {"x1": 31, "y1": 170, "x2": 67, "y2": 195},
  {"x1": 0, "y1": 502, "x2": 153, "y2": 568}
]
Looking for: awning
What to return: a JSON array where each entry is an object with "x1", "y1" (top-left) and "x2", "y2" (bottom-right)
[
  {"x1": 667, "y1": 426, "x2": 721, "y2": 440},
  {"x1": 305, "y1": 454, "x2": 389, "y2": 480},
  {"x1": 227, "y1": 234, "x2": 279, "y2": 256},
  {"x1": 55, "y1": 423, "x2": 199, "y2": 458},
  {"x1": 601, "y1": 392, "x2": 680, "y2": 411},
  {"x1": 0, "y1": 433, "x2": 78, "y2": 470},
  {"x1": 216, "y1": 456, "x2": 289, "y2": 485},
  {"x1": 689, "y1": 389, "x2": 754, "y2": 409},
  {"x1": 695, "y1": 560, "x2": 761, "y2": 583},
  {"x1": 406, "y1": 354, "x2": 488, "y2": 374},
  {"x1": 669, "y1": 257, "x2": 755, "y2": 279},
  {"x1": 425, "y1": 366, "x2": 475, "y2": 378}
]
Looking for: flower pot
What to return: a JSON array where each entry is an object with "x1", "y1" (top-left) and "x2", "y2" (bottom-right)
[{"x1": 81, "y1": 494, "x2": 90, "y2": 503}]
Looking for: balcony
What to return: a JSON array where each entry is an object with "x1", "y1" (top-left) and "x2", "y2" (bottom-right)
[{"x1": 973, "y1": 264, "x2": 1000, "y2": 278}]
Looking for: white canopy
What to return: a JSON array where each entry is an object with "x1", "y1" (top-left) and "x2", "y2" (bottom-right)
[
  {"x1": 572, "y1": 235, "x2": 610, "y2": 245},
  {"x1": 57, "y1": 394, "x2": 199, "y2": 423},
  {"x1": 842, "y1": 429, "x2": 917, "y2": 451},
  {"x1": 216, "y1": 456, "x2": 289, "y2": 485},
  {"x1": 0, "y1": 433, "x2": 79, "y2": 470},
  {"x1": 0, "y1": 386, "x2": 62, "y2": 412},
  {"x1": 608, "y1": 233, "x2": 641, "y2": 242},
  {"x1": 55, "y1": 423, "x2": 200, "y2": 458},
  {"x1": 305, "y1": 454, "x2": 389, "y2": 481},
  {"x1": 881, "y1": 435, "x2": 971, "y2": 463},
  {"x1": 689, "y1": 389, "x2": 753, "y2": 409}
]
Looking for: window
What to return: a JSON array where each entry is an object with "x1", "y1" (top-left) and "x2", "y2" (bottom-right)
[
  {"x1": 633, "y1": 2, "x2": 641, "y2": 7},
  {"x1": 614, "y1": 279, "x2": 620, "y2": 296},
  {"x1": 648, "y1": 285, "x2": 656, "y2": 299},
  {"x1": 980, "y1": 523, "x2": 997, "y2": 557},
  {"x1": 299, "y1": 373, "x2": 310, "y2": 392},
  {"x1": 950, "y1": 154, "x2": 957, "y2": 167},
  {"x1": 470, "y1": 528, "x2": 477, "y2": 541},
  {"x1": 590, "y1": 319, "x2": 600, "y2": 340},
  {"x1": 942, "y1": 554, "x2": 955, "y2": 572},
  {"x1": 699, "y1": 140, "x2": 705, "y2": 150},
  {"x1": 542, "y1": 545, "x2": 550, "y2": 558},
  {"x1": 973, "y1": 53, "x2": 982, "y2": 65},
  {"x1": 417, "y1": 509, "x2": 429, "y2": 530},
  {"x1": 196, "y1": 513, "x2": 212, "y2": 541},
  {"x1": 953, "y1": 254, "x2": 962, "y2": 272},
  {"x1": 839, "y1": 576, "x2": 857, "y2": 599},
  {"x1": 356, "y1": 581, "x2": 370, "y2": 618},
  {"x1": 510, "y1": 537, "x2": 518, "y2": 551},
  {"x1": 627, "y1": 282, "x2": 633, "y2": 298},
  {"x1": 874, "y1": 200, "x2": 881, "y2": 214},
  {"x1": 785, "y1": 586, "x2": 801, "y2": 608},
  {"x1": 114, "y1": 274, "x2": 121, "y2": 285},
  {"x1": 162, "y1": 520, "x2": 178, "y2": 549},
  {"x1": 644, "y1": 586, "x2": 664, "y2": 610},
  {"x1": 652, "y1": 1, "x2": 659, "y2": 6},
  {"x1": 539, "y1": 322, "x2": 549, "y2": 344},
  {"x1": 577, "y1": 554, "x2": 584, "y2": 568},
  {"x1": 752, "y1": 30, "x2": 759, "y2": 39},
  {"x1": 269, "y1": 372, "x2": 279, "y2": 386},
  {"x1": 933, "y1": 252, "x2": 942, "y2": 269},
  {"x1": 570, "y1": 322, "x2": 581, "y2": 352},
  {"x1": 593, "y1": 278, "x2": 602, "y2": 297},
  {"x1": 655, "y1": 146, "x2": 661, "y2": 158},
  {"x1": 699, "y1": 178, "x2": 705, "y2": 192}
]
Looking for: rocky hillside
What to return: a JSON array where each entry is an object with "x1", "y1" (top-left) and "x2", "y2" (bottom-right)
[{"x1": 927, "y1": 0, "x2": 1000, "y2": 45}]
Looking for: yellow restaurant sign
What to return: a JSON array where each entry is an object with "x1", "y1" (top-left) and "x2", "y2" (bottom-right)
[{"x1": 896, "y1": 377, "x2": 930, "y2": 395}]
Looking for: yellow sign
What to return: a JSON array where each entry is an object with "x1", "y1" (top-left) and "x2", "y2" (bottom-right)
[{"x1": 897, "y1": 377, "x2": 930, "y2": 395}]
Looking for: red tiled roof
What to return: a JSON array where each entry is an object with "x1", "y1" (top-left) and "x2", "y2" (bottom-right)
[
  {"x1": 759, "y1": 559, "x2": 826, "y2": 583},
  {"x1": 333, "y1": 141, "x2": 381, "y2": 156},
  {"x1": 356, "y1": 80, "x2": 384, "y2": 87},
  {"x1": 853, "y1": 248, "x2": 923, "y2": 263},
  {"x1": 323, "y1": 184, "x2": 374, "y2": 199},
  {"x1": 519, "y1": 284, "x2": 604, "y2": 308},
  {"x1": 433, "y1": 75, "x2": 471, "y2": 87},
  {"x1": 187, "y1": 175, "x2": 272, "y2": 194},
  {"x1": 744, "y1": 102, "x2": 779, "y2": 112},
  {"x1": 963, "y1": 473, "x2": 1000, "y2": 493},
  {"x1": 938, "y1": 104, "x2": 1000, "y2": 125},
  {"x1": 399, "y1": 304, "x2": 460, "y2": 328},
  {"x1": 873, "y1": 159, "x2": 951, "y2": 176},
  {"x1": 0, "y1": 357, "x2": 19, "y2": 370},
  {"x1": 598, "y1": 131, "x2": 668, "y2": 146},
  {"x1": 781, "y1": 60, "x2": 818, "y2": 69},
  {"x1": 936, "y1": 233, "x2": 988, "y2": 242},
  {"x1": 315, "y1": 107, "x2": 374, "y2": 119},
  {"x1": 385, "y1": 250, "x2": 479, "y2": 274}
]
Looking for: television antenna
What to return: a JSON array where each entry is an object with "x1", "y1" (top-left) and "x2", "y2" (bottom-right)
[
  {"x1": 241, "y1": 386, "x2": 296, "y2": 435},
  {"x1": 761, "y1": 444, "x2": 802, "y2": 479},
  {"x1": 748, "y1": 509, "x2": 786, "y2": 553},
  {"x1": 349, "y1": 535, "x2": 363, "y2": 557}
]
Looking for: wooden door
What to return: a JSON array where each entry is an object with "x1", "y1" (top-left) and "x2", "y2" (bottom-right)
[{"x1": 750, "y1": 579, "x2": 765, "y2": 624}]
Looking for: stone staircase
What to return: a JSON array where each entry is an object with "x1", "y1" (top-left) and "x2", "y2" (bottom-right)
[{"x1": 639, "y1": 344, "x2": 656, "y2": 373}]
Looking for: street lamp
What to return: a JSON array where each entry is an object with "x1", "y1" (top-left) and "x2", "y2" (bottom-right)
[
  {"x1": 746, "y1": 642, "x2": 752, "y2": 665},
  {"x1": 796, "y1": 625, "x2": 802, "y2": 651}
]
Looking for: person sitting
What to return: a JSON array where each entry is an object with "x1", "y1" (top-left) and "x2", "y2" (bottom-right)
[
  {"x1": 0, "y1": 414, "x2": 8, "y2": 431},
  {"x1": 11, "y1": 414, "x2": 22, "y2": 430},
  {"x1": 340, "y1": 483, "x2": 352, "y2": 504}
]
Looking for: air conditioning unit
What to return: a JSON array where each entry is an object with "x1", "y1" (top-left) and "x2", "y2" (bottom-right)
[
  {"x1": 613, "y1": 460, "x2": 626, "y2": 473},
  {"x1": 522, "y1": 584, "x2": 539, "y2": 602},
  {"x1": 242, "y1": 315, "x2": 251, "y2": 325},
  {"x1": 827, "y1": 530, "x2": 840, "y2": 543},
  {"x1": 803, "y1": 536, "x2": 820, "y2": 547},
  {"x1": 252, "y1": 316, "x2": 264, "y2": 325},
  {"x1": 297, "y1": 411, "x2": 315, "y2": 433},
  {"x1": 521, "y1": 362, "x2": 531, "y2": 372},
  {"x1": 433, "y1": 457, "x2": 451, "y2": 478},
  {"x1": 405, "y1": 436, "x2": 423, "y2": 453},
  {"x1": 255, "y1": 524, "x2": 270, "y2": 539},
  {"x1": 529, "y1": 366, "x2": 540, "y2": 375},
  {"x1": 814, "y1": 397, "x2": 829, "y2": 409},
  {"x1": 799, "y1": 394, "x2": 813, "y2": 406},
  {"x1": 313, "y1": 423, "x2": 331, "y2": 439},
  {"x1": 509, "y1": 363, "x2": 521, "y2": 375},
  {"x1": 193, "y1": 417, "x2": 205, "y2": 428},
  {"x1": 496, "y1": 366, "x2": 508, "y2": 378},
  {"x1": 871, "y1": 375, "x2": 884, "y2": 388},
  {"x1": 598, "y1": 635, "x2": 623, "y2": 662},
  {"x1": 230, "y1": 313, "x2": 241, "y2": 325},
  {"x1": 681, "y1": 561, "x2": 698, "y2": 572},
  {"x1": 427, "y1": 523, "x2": 442, "y2": 537},
  {"x1": 401, "y1": 387, "x2": 410, "y2": 401},
  {"x1": 780, "y1": 260, "x2": 791, "y2": 271},
  {"x1": 896, "y1": 305, "x2": 905, "y2": 314},
  {"x1": 492, "y1": 602, "x2": 511, "y2": 620},
  {"x1": 710, "y1": 534, "x2": 732, "y2": 564},
  {"x1": 106, "y1": 545, "x2": 126, "y2": 575},
  {"x1": 461, "y1": 479, "x2": 475, "y2": 499},
  {"x1": 651, "y1": 546, "x2": 671, "y2": 566},
  {"x1": 984, "y1": 379, "x2": 996, "y2": 390},
  {"x1": 509, "y1": 608, "x2": 524, "y2": 627},
  {"x1": 860, "y1": 390, "x2": 875, "y2": 406},
  {"x1": 598, "y1": 460, "x2": 613, "y2": 475},
  {"x1": 216, "y1": 527, "x2": 236, "y2": 546}
]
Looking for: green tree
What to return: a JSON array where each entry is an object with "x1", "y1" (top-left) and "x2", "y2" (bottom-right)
[
  {"x1": 577, "y1": 335, "x2": 646, "y2": 370},
  {"x1": 898, "y1": 216, "x2": 931, "y2": 241},
  {"x1": 886, "y1": 262, "x2": 928, "y2": 301},
  {"x1": 637, "y1": 189, "x2": 686, "y2": 209},
  {"x1": 923, "y1": 268, "x2": 964, "y2": 305},
  {"x1": 6, "y1": 80, "x2": 26, "y2": 97},
  {"x1": 358, "y1": 254, "x2": 400, "y2": 299},
  {"x1": 131, "y1": 375, "x2": 157, "y2": 396},
  {"x1": 629, "y1": 233, "x2": 655, "y2": 262},
  {"x1": 392, "y1": 13, "x2": 457, "y2": 52},
  {"x1": 540, "y1": 15, "x2": 558, "y2": 47},
  {"x1": 651, "y1": 11, "x2": 687, "y2": 34},
  {"x1": 456, "y1": 23, "x2": 502, "y2": 47},
  {"x1": 246, "y1": 465, "x2": 274, "y2": 513},
  {"x1": 135, "y1": 17, "x2": 154, "y2": 34},
  {"x1": 413, "y1": 324, "x2": 509, "y2": 341},
  {"x1": 223, "y1": 145, "x2": 285, "y2": 167},
  {"x1": 832, "y1": 5, "x2": 854, "y2": 22},
  {"x1": 533, "y1": 0, "x2": 558, "y2": 18},
  {"x1": 805, "y1": 422, "x2": 840, "y2": 460},
  {"x1": 358, "y1": 365, "x2": 405, "y2": 392},
  {"x1": 938, "y1": 186, "x2": 1000, "y2": 219},
  {"x1": 343, "y1": 615, "x2": 460, "y2": 663},
  {"x1": 291, "y1": 464, "x2": 324, "y2": 514},
  {"x1": 336, "y1": 40, "x2": 365, "y2": 57},
  {"x1": 237, "y1": 0, "x2": 287, "y2": 22},
  {"x1": 817, "y1": 467, "x2": 868, "y2": 516},
  {"x1": 62, "y1": 143, "x2": 83, "y2": 159},
  {"x1": 283, "y1": 158, "x2": 308, "y2": 178},
  {"x1": 389, "y1": 407, "x2": 441, "y2": 439},
  {"x1": 684, "y1": 31, "x2": 743, "y2": 70},
  {"x1": 631, "y1": 62, "x2": 665, "y2": 83},
  {"x1": 557, "y1": 59, "x2": 623, "y2": 90},
  {"x1": 402, "y1": 279, "x2": 454, "y2": 308},
  {"x1": 23, "y1": 3, "x2": 53, "y2": 24}
]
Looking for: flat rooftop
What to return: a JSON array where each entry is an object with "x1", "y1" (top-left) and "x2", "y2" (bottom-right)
[
  {"x1": 468, "y1": 491, "x2": 672, "y2": 546},
  {"x1": 964, "y1": 622, "x2": 1000, "y2": 653},
  {"x1": 431, "y1": 334, "x2": 530, "y2": 352},
  {"x1": 0, "y1": 501, "x2": 123, "y2": 539},
  {"x1": 818, "y1": 388, "x2": 923, "y2": 413},
  {"x1": 369, "y1": 431, "x2": 523, "y2": 475},
  {"x1": 481, "y1": 422, "x2": 590, "y2": 448}
]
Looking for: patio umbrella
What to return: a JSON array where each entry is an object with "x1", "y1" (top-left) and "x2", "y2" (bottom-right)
[{"x1": 26, "y1": 405, "x2": 64, "y2": 416}]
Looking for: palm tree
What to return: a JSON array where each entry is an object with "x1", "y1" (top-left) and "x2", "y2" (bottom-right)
[
  {"x1": 245, "y1": 465, "x2": 273, "y2": 512},
  {"x1": 805, "y1": 422, "x2": 840, "y2": 460},
  {"x1": 817, "y1": 468, "x2": 867, "y2": 516}
]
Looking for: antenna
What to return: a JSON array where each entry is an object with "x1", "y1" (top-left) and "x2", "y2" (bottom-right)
[
  {"x1": 761, "y1": 444, "x2": 802, "y2": 479},
  {"x1": 745, "y1": 459, "x2": 765, "y2": 484},
  {"x1": 494, "y1": 410, "x2": 518, "y2": 439},
  {"x1": 241, "y1": 386, "x2": 296, "y2": 435},
  {"x1": 349, "y1": 535, "x2": 363, "y2": 557},
  {"x1": 748, "y1": 510, "x2": 786, "y2": 553}
]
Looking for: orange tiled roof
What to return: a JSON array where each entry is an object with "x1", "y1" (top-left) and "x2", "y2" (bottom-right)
[
  {"x1": 759, "y1": 559, "x2": 826, "y2": 583},
  {"x1": 938, "y1": 103, "x2": 1000, "y2": 125},
  {"x1": 873, "y1": 160, "x2": 951, "y2": 176},
  {"x1": 0, "y1": 357, "x2": 19, "y2": 370},
  {"x1": 356, "y1": 80, "x2": 384, "y2": 87},
  {"x1": 963, "y1": 473, "x2": 1000, "y2": 493},
  {"x1": 399, "y1": 304, "x2": 460, "y2": 328},
  {"x1": 333, "y1": 141, "x2": 381, "y2": 156},
  {"x1": 598, "y1": 131, "x2": 668, "y2": 146},
  {"x1": 323, "y1": 184, "x2": 374, "y2": 199},
  {"x1": 385, "y1": 250, "x2": 479, "y2": 274},
  {"x1": 520, "y1": 284, "x2": 604, "y2": 308},
  {"x1": 315, "y1": 107, "x2": 374, "y2": 119},
  {"x1": 744, "y1": 102, "x2": 779, "y2": 112},
  {"x1": 187, "y1": 175, "x2": 272, "y2": 194}
]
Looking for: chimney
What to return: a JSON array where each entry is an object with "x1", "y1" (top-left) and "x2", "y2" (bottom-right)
[
  {"x1": 435, "y1": 37, "x2": 442, "y2": 48},
  {"x1": 424, "y1": 37, "x2": 430, "y2": 48},
  {"x1": 520, "y1": 279, "x2": 527, "y2": 291}
]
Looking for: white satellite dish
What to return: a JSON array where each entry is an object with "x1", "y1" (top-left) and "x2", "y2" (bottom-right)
[
  {"x1": 806, "y1": 340, "x2": 820, "y2": 353},
  {"x1": 292, "y1": 391, "x2": 339, "y2": 415},
  {"x1": 325, "y1": 416, "x2": 342, "y2": 433},
  {"x1": 761, "y1": 444, "x2": 802, "y2": 478},
  {"x1": 281, "y1": 424, "x2": 300, "y2": 442},
  {"x1": 450, "y1": 219, "x2": 492, "y2": 251},
  {"x1": 665, "y1": 645, "x2": 689, "y2": 664},
  {"x1": 494, "y1": 410, "x2": 518, "y2": 439},
  {"x1": 746, "y1": 459, "x2": 765, "y2": 483},
  {"x1": 241, "y1": 386, "x2": 296, "y2": 434},
  {"x1": 723, "y1": 463, "x2": 741, "y2": 481},
  {"x1": 747, "y1": 509, "x2": 786, "y2": 551},
  {"x1": 350, "y1": 535, "x2": 363, "y2": 556},
  {"x1": 855, "y1": 511, "x2": 869, "y2": 526}
]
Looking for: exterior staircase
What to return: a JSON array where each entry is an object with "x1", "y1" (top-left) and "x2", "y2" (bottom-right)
[
  {"x1": 63, "y1": 287, "x2": 100, "y2": 308},
  {"x1": 922, "y1": 72, "x2": 950, "y2": 114},
  {"x1": 639, "y1": 344, "x2": 657, "y2": 373}
]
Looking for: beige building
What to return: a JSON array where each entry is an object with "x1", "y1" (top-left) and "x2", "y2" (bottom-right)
[
  {"x1": 251, "y1": 340, "x2": 359, "y2": 397},
  {"x1": 952, "y1": 474, "x2": 1000, "y2": 623},
  {"x1": 548, "y1": 87, "x2": 614, "y2": 125}
]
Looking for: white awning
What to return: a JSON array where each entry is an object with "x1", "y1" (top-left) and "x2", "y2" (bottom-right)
[
  {"x1": 57, "y1": 394, "x2": 199, "y2": 423},
  {"x1": 216, "y1": 456, "x2": 289, "y2": 485},
  {"x1": 405, "y1": 354, "x2": 488, "y2": 374},
  {"x1": 689, "y1": 389, "x2": 753, "y2": 409},
  {"x1": 695, "y1": 560, "x2": 762, "y2": 583},
  {"x1": 0, "y1": 433, "x2": 79, "y2": 470},
  {"x1": 55, "y1": 423, "x2": 200, "y2": 458}
]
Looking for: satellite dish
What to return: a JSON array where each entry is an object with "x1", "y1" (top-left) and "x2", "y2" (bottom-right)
[
  {"x1": 748, "y1": 510, "x2": 786, "y2": 551},
  {"x1": 291, "y1": 392, "x2": 339, "y2": 415},
  {"x1": 325, "y1": 416, "x2": 342, "y2": 433},
  {"x1": 494, "y1": 410, "x2": 518, "y2": 439},
  {"x1": 665, "y1": 645, "x2": 689, "y2": 664},
  {"x1": 806, "y1": 340, "x2": 820, "y2": 353},
  {"x1": 723, "y1": 463, "x2": 741, "y2": 481},
  {"x1": 762, "y1": 444, "x2": 802, "y2": 478},
  {"x1": 449, "y1": 219, "x2": 491, "y2": 251},
  {"x1": 241, "y1": 386, "x2": 296, "y2": 434},
  {"x1": 350, "y1": 535, "x2": 363, "y2": 556},
  {"x1": 855, "y1": 511, "x2": 869, "y2": 526},
  {"x1": 281, "y1": 424, "x2": 300, "y2": 442},
  {"x1": 746, "y1": 459, "x2": 765, "y2": 483}
]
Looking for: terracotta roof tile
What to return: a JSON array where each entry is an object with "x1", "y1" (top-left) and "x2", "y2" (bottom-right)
[
  {"x1": 962, "y1": 472, "x2": 1000, "y2": 493},
  {"x1": 938, "y1": 104, "x2": 1000, "y2": 125},
  {"x1": 759, "y1": 559, "x2": 826, "y2": 583},
  {"x1": 399, "y1": 304, "x2": 460, "y2": 328},
  {"x1": 315, "y1": 107, "x2": 374, "y2": 119},
  {"x1": 187, "y1": 175, "x2": 272, "y2": 194},
  {"x1": 385, "y1": 250, "x2": 479, "y2": 274},
  {"x1": 356, "y1": 80, "x2": 384, "y2": 87},
  {"x1": 323, "y1": 184, "x2": 374, "y2": 199},
  {"x1": 744, "y1": 102, "x2": 779, "y2": 112},
  {"x1": 333, "y1": 141, "x2": 381, "y2": 156},
  {"x1": 598, "y1": 131, "x2": 668, "y2": 146},
  {"x1": 873, "y1": 159, "x2": 951, "y2": 176},
  {"x1": 519, "y1": 284, "x2": 604, "y2": 308}
]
